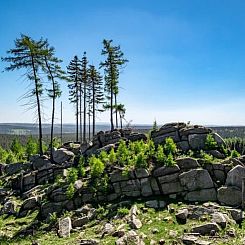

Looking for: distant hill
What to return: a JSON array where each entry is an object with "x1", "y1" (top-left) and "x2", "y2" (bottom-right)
[{"x1": 0, "y1": 123, "x2": 152, "y2": 135}]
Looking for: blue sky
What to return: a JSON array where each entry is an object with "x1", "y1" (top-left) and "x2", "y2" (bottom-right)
[{"x1": 1, "y1": 0, "x2": 245, "y2": 125}]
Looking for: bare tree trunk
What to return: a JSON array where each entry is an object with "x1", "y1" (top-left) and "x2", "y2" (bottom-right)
[
  {"x1": 115, "y1": 94, "x2": 118, "y2": 128},
  {"x1": 31, "y1": 54, "x2": 43, "y2": 155},
  {"x1": 44, "y1": 57, "x2": 56, "y2": 162},
  {"x1": 83, "y1": 83, "x2": 86, "y2": 142},
  {"x1": 120, "y1": 114, "x2": 123, "y2": 129},
  {"x1": 76, "y1": 84, "x2": 79, "y2": 142},
  {"x1": 60, "y1": 101, "x2": 63, "y2": 145},
  {"x1": 92, "y1": 80, "x2": 95, "y2": 137},
  {"x1": 79, "y1": 83, "x2": 83, "y2": 144}
]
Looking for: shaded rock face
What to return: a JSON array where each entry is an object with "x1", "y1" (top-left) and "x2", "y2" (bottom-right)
[{"x1": 217, "y1": 186, "x2": 242, "y2": 206}]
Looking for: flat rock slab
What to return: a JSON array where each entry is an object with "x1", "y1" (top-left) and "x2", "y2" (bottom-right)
[{"x1": 191, "y1": 223, "x2": 220, "y2": 235}]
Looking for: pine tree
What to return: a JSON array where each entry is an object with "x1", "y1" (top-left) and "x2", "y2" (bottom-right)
[
  {"x1": 2, "y1": 34, "x2": 47, "y2": 155},
  {"x1": 100, "y1": 39, "x2": 128, "y2": 131},
  {"x1": 42, "y1": 42, "x2": 66, "y2": 162},
  {"x1": 88, "y1": 65, "x2": 104, "y2": 136},
  {"x1": 67, "y1": 56, "x2": 81, "y2": 142},
  {"x1": 81, "y1": 52, "x2": 89, "y2": 143}
]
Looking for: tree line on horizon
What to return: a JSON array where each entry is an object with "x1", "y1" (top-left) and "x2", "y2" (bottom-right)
[{"x1": 1, "y1": 34, "x2": 128, "y2": 161}]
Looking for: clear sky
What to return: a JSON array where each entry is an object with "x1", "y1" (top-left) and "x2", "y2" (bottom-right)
[{"x1": 1, "y1": 0, "x2": 245, "y2": 126}]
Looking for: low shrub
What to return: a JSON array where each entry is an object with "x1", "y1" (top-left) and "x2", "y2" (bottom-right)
[
  {"x1": 66, "y1": 183, "x2": 75, "y2": 199},
  {"x1": 89, "y1": 155, "x2": 105, "y2": 178},
  {"x1": 67, "y1": 168, "x2": 78, "y2": 183}
]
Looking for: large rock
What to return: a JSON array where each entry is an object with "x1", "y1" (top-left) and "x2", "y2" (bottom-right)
[
  {"x1": 179, "y1": 126, "x2": 211, "y2": 136},
  {"x1": 50, "y1": 188, "x2": 68, "y2": 202},
  {"x1": 32, "y1": 156, "x2": 52, "y2": 170},
  {"x1": 176, "y1": 157, "x2": 200, "y2": 170},
  {"x1": 21, "y1": 196, "x2": 39, "y2": 211},
  {"x1": 225, "y1": 165, "x2": 245, "y2": 189},
  {"x1": 227, "y1": 209, "x2": 244, "y2": 223},
  {"x1": 185, "y1": 188, "x2": 217, "y2": 202},
  {"x1": 53, "y1": 148, "x2": 75, "y2": 164},
  {"x1": 41, "y1": 202, "x2": 63, "y2": 219},
  {"x1": 188, "y1": 134, "x2": 208, "y2": 150},
  {"x1": 4, "y1": 162, "x2": 31, "y2": 175},
  {"x1": 161, "y1": 181, "x2": 183, "y2": 194},
  {"x1": 179, "y1": 169, "x2": 214, "y2": 191},
  {"x1": 153, "y1": 131, "x2": 180, "y2": 145},
  {"x1": 217, "y1": 186, "x2": 242, "y2": 206},
  {"x1": 72, "y1": 216, "x2": 89, "y2": 227},
  {"x1": 140, "y1": 178, "x2": 153, "y2": 197},
  {"x1": 153, "y1": 165, "x2": 180, "y2": 177},
  {"x1": 191, "y1": 223, "x2": 220, "y2": 235},
  {"x1": 58, "y1": 217, "x2": 72, "y2": 238}
]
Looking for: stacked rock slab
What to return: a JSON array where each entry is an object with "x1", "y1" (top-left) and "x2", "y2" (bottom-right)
[
  {"x1": 151, "y1": 122, "x2": 225, "y2": 152},
  {"x1": 84, "y1": 128, "x2": 147, "y2": 156}
]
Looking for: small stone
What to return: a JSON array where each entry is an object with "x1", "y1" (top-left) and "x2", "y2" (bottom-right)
[
  {"x1": 159, "y1": 239, "x2": 165, "y2": 245},
  {"x1": 210, "y1": 229, "x2": 216, "y2": 236},
  {"x1": 169, "y1": 230, "x2": 178, "y2": 238},
  {"x1": 80, "y1": 239, "x2": 99, "y2": 245},
  {"x1": 211, "y1": 212, "x2": 227, "y2": 228},
  {"x1": 151, "y1": 228, "x2": 159, "y2": 234},
  {"x1": 130, "y1": 217, "x2": 142, "y2": 229},
  {"x1": 227, "y1": 229, "x2": 236, "y2": 237},
  {"x1": 176, "y1": 208, "x2": 188, "y2": 224}
]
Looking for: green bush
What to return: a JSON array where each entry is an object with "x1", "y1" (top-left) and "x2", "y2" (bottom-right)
[
  {"x1": 135, "y1": 152, "x2": 148, "y2": 168},
  {"x1": 108, "y1": 148, "x2": 117, "y2": 164},
  {"x1": 5, "y1": 151, "x2": 17, "y2": 164},
  {"x1": 205, "y1": 134, "x2": 218, "y2": 150},
  {"x1": 231, "y1": 149, "x2": 240, "y2": 158},
  {"x1": 117, "y1": 207, "x2": 129, "y2": 217},
  {"x1": 155, "y1": 145, "x2": 166, "y2": 164},
  {"x1": 146, "y1": 139, "x2": 155, "y2": 158},
  {"x1": 0, "y1": 146, "x2": 8, "y2": 163},
  {"x1": 99, "y1": 150, "x2": 108, "y2": 164},
  {"x1": 164, "y1": 137, "x2": 177, "y2": 156},
  {"x1": 165, "y1": 153, "x2": 175, "y2": 166},
  {"x1": 117, "y1": 140, "x2": 130, "y2": 166},
  {"x1": 67, "y1": 168, "x2": 78, "y2": 183},
  {"x1": 66, "y1": 183, "x2": 75, "y2": 199},
  {"x1": 78, "y1": 156, "x2": 86, "y2": 177},
  {"x1": 89, "y1": 155, "x2": 105, "y2": 178},
  {"x1": 200, "y1": 150, "x2": 213, "y2": 164},
  {"x1": 26, "y1": 136, "x2": 39, "y2": 160}
]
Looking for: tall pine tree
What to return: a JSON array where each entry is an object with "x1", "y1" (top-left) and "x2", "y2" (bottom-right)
[
  {"x1": 100, "y1": 39, "x2": 128, "y2": 131},
  {"x1": 42, "y1": 42, "x2": 66, "y2": 162},
  {"x1": 88, "y1": 65, "x2": 104, "y2": 137},
  {"x1": 2, "y1": 34, "x2": 47, "y2": 155},
  {"x1": 67, "y1": 56, "x2": 81, "y2": 142},
  {"x1": 81, "y1": 52, "x2": 89, "y2": 143}
]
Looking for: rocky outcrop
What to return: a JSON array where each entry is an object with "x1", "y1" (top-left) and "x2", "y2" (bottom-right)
[
  {"x1": 151, "y1": 123, "x2": 225, "y2": 152},
  {"x1": 84, "y1": 129, "x2": 147, "y2": 156}
]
